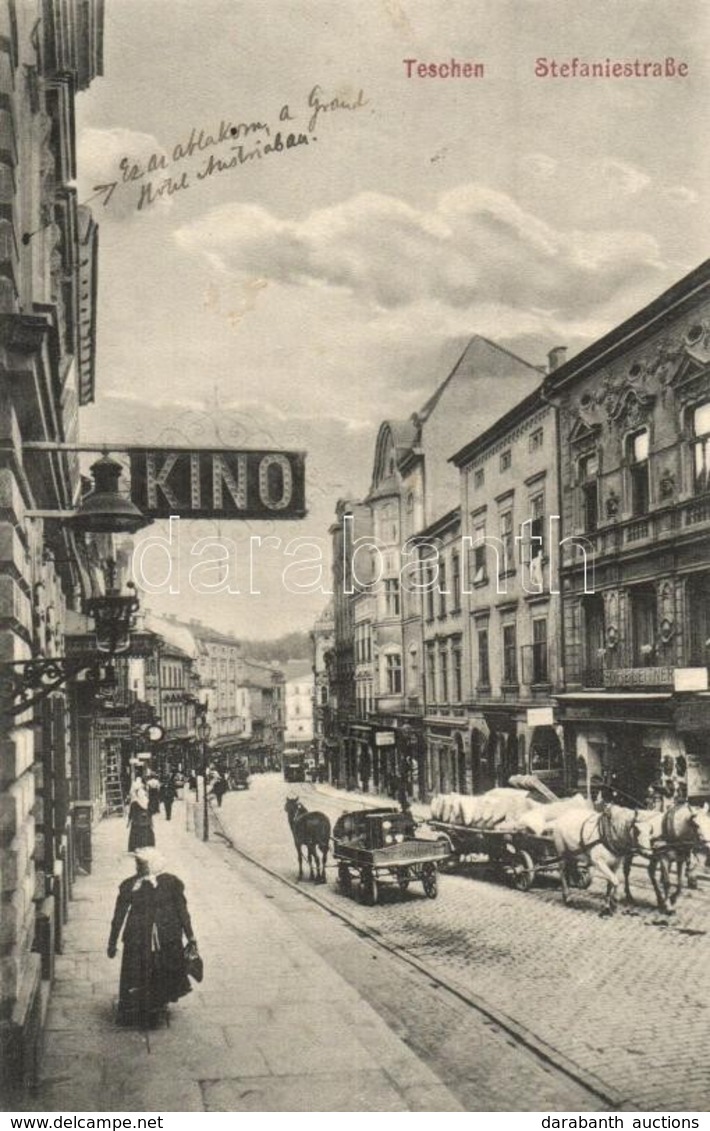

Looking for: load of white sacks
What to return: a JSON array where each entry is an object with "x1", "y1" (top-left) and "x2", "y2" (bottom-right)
[{"x1": 430, "y1": 789, "x2": 589, "y2": 833}]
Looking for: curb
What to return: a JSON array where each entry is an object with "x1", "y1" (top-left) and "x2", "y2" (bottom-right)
[{"x1": 210, "y1": 806, "x2": 625, "y2": 1111}]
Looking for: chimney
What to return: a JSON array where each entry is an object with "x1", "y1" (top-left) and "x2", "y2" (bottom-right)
[{"x1": 548, "y1": 346, "x2": 567, "y2": 373}]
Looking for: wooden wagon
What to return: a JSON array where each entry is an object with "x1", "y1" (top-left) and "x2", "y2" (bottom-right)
[{"x1": 333, "y1": 807, "x2": 451, "y2": 905}]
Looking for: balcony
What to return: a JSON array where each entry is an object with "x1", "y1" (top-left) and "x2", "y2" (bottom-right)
[{"x1": 565, "y1": 496, "x2": 710, "y2": 567}]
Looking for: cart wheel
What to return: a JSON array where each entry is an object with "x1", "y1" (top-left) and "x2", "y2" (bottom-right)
[
  {"x1": 338, "y1": 862, "x2": 352, "y2": 897},
  {"x1": 510, "y1": 850, "x2": 535, "y2": 892},
  {"x1": 396, "y1": 870, "x2": 410, "y2": 893},
  {"x1": 360, "y1": 867, "x2": 378, "y2": 906},
  {"x1": 422, "y1": 863, "x2": 438, "y2": 899}
]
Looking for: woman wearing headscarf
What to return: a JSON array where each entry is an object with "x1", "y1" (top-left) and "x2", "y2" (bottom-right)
[
  {"x1": 107, "y1": 848, "x2": 197, "y2": 1027},
  {"x1": 126, "y1": 780, "x2": 155, "y2": 853}
]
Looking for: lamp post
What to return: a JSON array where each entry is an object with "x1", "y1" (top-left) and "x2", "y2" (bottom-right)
[{"x1": 195, "y1": 710, "x2": 212, "y2": 842}]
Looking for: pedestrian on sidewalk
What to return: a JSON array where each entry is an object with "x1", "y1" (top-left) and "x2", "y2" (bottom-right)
[
  {"x1": 107, "y1": 848, "x2": 197, "y2": 1029},
  {"x1": 146, "y1": 771, "x2": 162, "y2": 816},
  {"x1": 160, "y1": 774, "x2": 177, "y2": 821},
  {"x1": 211, "y1": 771, "x2": 227, "y2": 808},
  {"x1": 127, "y1": 782, "x2": 155, "y2": 853}
]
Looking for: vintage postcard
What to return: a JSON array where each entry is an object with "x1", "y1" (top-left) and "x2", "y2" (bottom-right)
[{"x1": 2, "y1": 0, "x2": 708, "y2": 1118}]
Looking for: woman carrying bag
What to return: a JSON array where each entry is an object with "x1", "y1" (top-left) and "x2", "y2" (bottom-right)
[{"x1": 107, "y1": 848, "x2": 200, "y2": 1028}]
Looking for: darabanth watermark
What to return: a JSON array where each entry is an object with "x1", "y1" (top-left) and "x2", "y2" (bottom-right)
[{"x1": 129, "y1": 514, "x2": 596, "y2": 598}]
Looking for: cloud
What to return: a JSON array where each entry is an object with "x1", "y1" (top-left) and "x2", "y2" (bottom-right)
[
  {"x1": 174, "y1": 182, "x2": 663, "y2": 328},
  {"x1": 521, "y1": 152, "x2": 558, "y2": 179},
  {"x1": 592, "y1": 159, "x2": 651, "y2": 197},
  {"x1": 77, "y1": 128, "x2": 171, "y2": 220},
  {"x1": 663, "y1": 185, "x2": 700, "y2": 207}
]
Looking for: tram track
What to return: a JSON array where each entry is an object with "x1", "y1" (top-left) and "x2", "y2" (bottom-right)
[{"x1": 209, "y1": 807, "x2": 624, "y2": 1111}]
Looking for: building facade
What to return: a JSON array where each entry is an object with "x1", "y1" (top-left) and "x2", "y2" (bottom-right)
[
  {"x1": 328, "y1": 337, "x2": 542, "y2": 800},
  {"x1": 310, "y1": 600, "x2": 334, "y2": 774},
  {"x1": 283, "y1": 659, "x2": 315, "y2": 747},
  {"x1": 0, "y1": 0, "x2": 104, "y2": 1085},
  {"x1": 546, "y1": 261, "x2": 710, "y2": 806},
  {"x1": 451, "y1": 387, "x2": 564, "y2": 796}
]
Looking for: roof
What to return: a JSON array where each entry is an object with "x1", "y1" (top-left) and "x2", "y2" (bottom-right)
[
  {"x1": 450, "y1": 385, "x2": 546, "y2": 468},
  {"x1": 544, "y1": 259, "x2": 710, "y2": 396},
  {"x1": 144, "y1": 614, "x2": 198, "y2": 660},
  {"x1": 417, "y1": 335, "x2": 540, "y2": 426}
]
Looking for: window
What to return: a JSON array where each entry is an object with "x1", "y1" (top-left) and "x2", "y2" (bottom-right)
[
  {"x1": 500, "y1": 449, "x2": 512, "y2": 472},
  {"x1": 691, "y1": 402, "x2": 710, "y2": 494},
  {"x1": 579, "y1": 452, "x2": 599, "y2": 533},
  {"x1": 477, "y1": 628, "x2": 490, "y2": 688},
  {"x1": 423, "y1": 557, "x2": 436, "y2": 620},
  {"x1": 500, "y1": 510, "x2": 514, "y2": 574},
  {"x1": 452, "y1": 640, "x2": 463, "y2": 702},
  {"x1": 386, "y1": 653, "x2": 402, "y2": 694},
  {"x1": 530, "y1": 493, "x2": 545, "y2": 556},
  {"x1": 631, "y1": 585, "x2": 656, "y2": 667},
  {"x1": 407, "y1": 647, "x2": 418, "y2": 692},
  {"x1": 529, "y1": 427, "x2": 544, "y2": 452},
  {"x1": 438, "y1": 560, "x2": 447, "y2": 617},
  {"x1": 426, "y1": 644, "x2": 437, "y2": 702},
  {"x1": 474, "y1": 467, "x2": 484, "y2": 489},
  {"x1": 384, "y1": 578, "x2": 401, "y2": 617},
  {"x1": 503, "y1": 623, "x2": 517, "y2": 685},
  {"x1": 628, "y1": 429, "x2": 650, "y2": 516},
  {"x1": 471, "y1": 521, "x2": 487, "y2": 585},
  {"x1": 439, "y1": 647, "x2": 449, "y2": 702},
  {"x1": 532, "y1": 617, "x2": 548, "y2": 683},
  {"x1": 451, "y1": 551, "x2": 461, "y2": 611}
]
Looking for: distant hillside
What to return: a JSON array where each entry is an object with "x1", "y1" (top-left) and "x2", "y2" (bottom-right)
[{"x1": 243, "y1": 631, "x2": 311, "y2": 665}]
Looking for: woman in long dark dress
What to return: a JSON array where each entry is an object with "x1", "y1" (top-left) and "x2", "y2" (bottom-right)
[
  {"x1": 107, "y1": 848, "x2": 197, "y2": 1027},
  {"x1": 127, "y1": 784, "x2": 155, "y2": 853}
]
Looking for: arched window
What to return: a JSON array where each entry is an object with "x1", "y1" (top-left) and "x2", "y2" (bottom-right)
[
  {"x1": 578, "y1": 451, "x2": 598, "y2": 532},
  {"x1": 627, "y1": 429, "x2": 649, "y2": 516},
  {"x1": 691, "y1": 401, "x2": 710, "y2": 494}
]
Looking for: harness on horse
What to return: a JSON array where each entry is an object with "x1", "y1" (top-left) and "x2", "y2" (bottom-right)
[{"x1": 579, "y1": 809, "x2": 638, "y2": 856}]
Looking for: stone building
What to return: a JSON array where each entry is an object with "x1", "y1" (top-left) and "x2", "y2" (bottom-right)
[
  {"x1": 328, "y1": 337, "x2": 541, "y2": 799},
  {"x1": 414, "y1": 507, "x2": 468, "y2": 798},
  {"x1": 0, "y1": 0, "x2": 104, "y2": 1085},
  {"x1": 451, "y1": 385, "x2": 564, "y2": 795},
  {"x1": 283, "y1": 658, "x2": 314, "y2": 747},
  {"x1": 310, "y1": 600, "x2": 334, "y2": 774},
  {"x1": 545, "y1": 260, "x2": 710, "y2": 805}
]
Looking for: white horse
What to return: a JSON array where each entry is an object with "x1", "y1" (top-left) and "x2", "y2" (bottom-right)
[
  {"x1": 553, "y1": 804, "x2": 653, "y2": 915},
  {"x1": 632, "y1": 801, "x2": 710, "y2": 914}
]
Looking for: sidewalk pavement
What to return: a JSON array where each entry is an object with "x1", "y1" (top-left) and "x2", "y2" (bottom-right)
[{"x1": 12, "y1": 800, "x2": 464, "y2": 1113}]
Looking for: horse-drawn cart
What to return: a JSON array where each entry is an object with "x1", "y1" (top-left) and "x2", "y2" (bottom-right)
[
  {"x1": 428, "y1": 778, "x2": 592, "y2": 892},
  {"x1": 428, "y1": 819, "x2": 591, "y2": 891},
  {"x1": 333, "y1": 807, "x2": 451, "y2": 905}
]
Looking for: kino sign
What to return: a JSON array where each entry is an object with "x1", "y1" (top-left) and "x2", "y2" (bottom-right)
[{"x1": 129, "y1": 449, "x2": 306, "y2": 520}]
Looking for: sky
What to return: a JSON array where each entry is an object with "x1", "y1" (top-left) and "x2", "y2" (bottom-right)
[{"x1": 74, "y1": 0, "x2": 710, "y2": 639}]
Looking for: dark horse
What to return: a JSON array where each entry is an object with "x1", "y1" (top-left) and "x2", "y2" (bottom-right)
[{"x1": 284, "y1": 796, "x2": 331, "y2": 883}]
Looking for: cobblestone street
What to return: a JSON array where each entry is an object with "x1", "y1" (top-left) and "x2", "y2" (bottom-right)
[{"x1": 214, "y1": 774, "x2": 710, "y2": 1111}]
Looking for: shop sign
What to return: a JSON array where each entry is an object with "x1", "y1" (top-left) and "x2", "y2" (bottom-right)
[
  {"x1": 527, "y1": 707, "x2": 555, "y2": 727},
  {"x1": 94, "y1": 717, "x2": 131, "y2": 737},
  {"x1": 129, "y1": 448, "x2": 306, "y2": 520},
  {"x1": 673, "y1": 668, "x2": 709, "y2": 692},
  {"x1": 375, "y1": 731, "x2": 396, "y2": 747}
]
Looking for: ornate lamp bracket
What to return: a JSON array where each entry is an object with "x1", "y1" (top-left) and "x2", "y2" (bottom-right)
[{"x1": 2, "y1": 655, "x2": 115, "y2": 717}]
